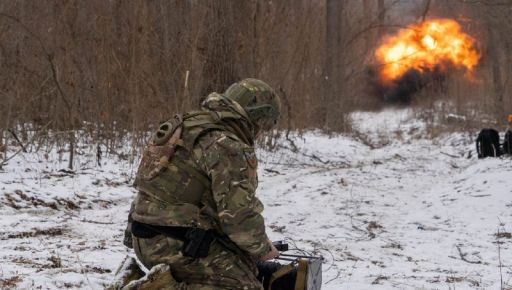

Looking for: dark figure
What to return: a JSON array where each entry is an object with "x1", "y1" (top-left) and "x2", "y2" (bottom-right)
[
  {"x1": 476, "y1": 128, "x2": 501, "y2": 158},
  {"x1": 503, "y1": 130, "x2": 512, "y2": 155}
]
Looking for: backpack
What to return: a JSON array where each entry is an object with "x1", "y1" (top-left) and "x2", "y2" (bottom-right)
[
  {"x1": 476, "y1": 128, "x2": 501, "y2": 158},
  {"x1": 503, "y1": 130, "x2": 512, "y2": 155}
]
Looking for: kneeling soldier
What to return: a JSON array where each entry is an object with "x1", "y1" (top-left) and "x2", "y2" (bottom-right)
[{"x1": 124, "y1": 78, "x2": 281, "y2": 289}]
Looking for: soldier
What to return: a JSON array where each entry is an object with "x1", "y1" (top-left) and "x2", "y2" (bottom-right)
[
  {"x1": 124, "y1": 78, "x2": 281, "y2": 289},
  {"x1": 503, "y1": 114, "x2": 512, "y2": 155}
]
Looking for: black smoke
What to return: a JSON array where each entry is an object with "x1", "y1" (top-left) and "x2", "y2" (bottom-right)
[{"x1": 368, "y1": 66, "x2": 447, "y2": 104}]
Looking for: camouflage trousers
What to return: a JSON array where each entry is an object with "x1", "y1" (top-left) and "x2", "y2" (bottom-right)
[{"x1": 133, "y1": 234, "x2": 263, "y2": 290}]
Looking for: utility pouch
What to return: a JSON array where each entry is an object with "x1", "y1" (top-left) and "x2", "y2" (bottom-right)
[
  {"x1": 182, "y1": 228, "x2": 215, "y2": 258},
  {"x1": 137, "y1": 114, "x2": 183, "y2": 181}
]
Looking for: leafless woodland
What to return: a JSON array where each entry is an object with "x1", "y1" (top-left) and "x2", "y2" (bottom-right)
[{"x1": 0, "y1": 0, "x2": 511, "y2": 163}]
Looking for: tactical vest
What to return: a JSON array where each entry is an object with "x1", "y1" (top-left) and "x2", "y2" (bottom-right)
[{"x1": 131, "y1": 110, "x2": 247, "y2": 230}]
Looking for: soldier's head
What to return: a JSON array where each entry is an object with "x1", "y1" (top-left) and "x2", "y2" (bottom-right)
[{"x1": 224, "y1": 78, "x2": 281, "y2": 134}]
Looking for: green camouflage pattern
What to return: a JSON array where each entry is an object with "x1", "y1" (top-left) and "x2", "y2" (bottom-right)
[
  {"x1": 195, "y1": 130, "x2": 268, "y2": 257},
  {"x1": 224, "y1": 78, "x2": 281, "y2": 132},
  {"x1": 128, "y1": 92, "x2": 272, "y2": 288},
  {"x1": 132, "y1": 143, "x2": 213, "y2": 229},
  {"x1": 133, "y1": 235, "x2": 263, "y2": 289}
]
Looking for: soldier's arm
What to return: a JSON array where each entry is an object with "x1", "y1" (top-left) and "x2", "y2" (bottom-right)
[{"x1": 200, "y1": 134, "x2": 270, "y2": 259}]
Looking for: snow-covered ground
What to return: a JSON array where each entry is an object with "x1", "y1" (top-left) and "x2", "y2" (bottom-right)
[{"x1": 1, "y1": 109, "x2": 511, "y2": 289}]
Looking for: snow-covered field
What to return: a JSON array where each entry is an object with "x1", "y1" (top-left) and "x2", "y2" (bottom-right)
[{"x1": 1, "y1": 109, "x2": 511, "y2": 289}]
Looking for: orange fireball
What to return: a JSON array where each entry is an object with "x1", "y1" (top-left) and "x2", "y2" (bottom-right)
[{"x1": 375, "y1": 19, "x2": 480, "y2": 83}]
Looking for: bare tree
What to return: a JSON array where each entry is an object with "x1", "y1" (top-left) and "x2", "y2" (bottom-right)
[{"x1": 0, "y1": 0, "x2": 511, "y2": 156}]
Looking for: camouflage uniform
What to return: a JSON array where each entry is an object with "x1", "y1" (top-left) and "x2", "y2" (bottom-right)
[{"x1": 128, "y1": 85, "x2": 279, "y2": 289}]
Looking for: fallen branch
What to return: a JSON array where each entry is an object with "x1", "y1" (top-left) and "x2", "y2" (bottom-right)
[
  {"x1": 455, "y1": 245, "x2": 482, "y2": 264},
  {"x1": 8, "y1": 129, "x2": 27, "y2": 153},
  {"x1": 0, "y1": 122, "x2": 52, "y2": 168},
  {"x1": 441, "y1": 152, "x2": 459, "y2": 158},
  {"x1": 80, "y1": 219, "x2": 114, "y2": 225},
  {"x1": 264, "y1": 168, "x2": 282, "y2": 175}
]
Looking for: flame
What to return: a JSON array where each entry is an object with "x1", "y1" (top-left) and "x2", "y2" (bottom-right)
[{"x1": 375, "y1": 19, "x2": 480, "y2": 83}]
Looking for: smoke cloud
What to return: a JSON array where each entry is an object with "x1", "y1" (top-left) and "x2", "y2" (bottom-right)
[{"x1": 368, "y1": 66, "x2": 446, "y2": 104}]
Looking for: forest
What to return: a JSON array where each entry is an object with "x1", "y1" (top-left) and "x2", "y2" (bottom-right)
[
  {"x1": 0, "y1": 0, "x2": 511, "y2": 156},
  {"x1": 1, "y1": 1, "x2": 512, "y2": 289}
]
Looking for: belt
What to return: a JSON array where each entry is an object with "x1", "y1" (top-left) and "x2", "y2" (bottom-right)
[
  {"x1": 131, "y1": 221, "x2": 214, "y2": 259},
  {"x1": 131, "y1": 220, "x2": 189, "y2": 240}
]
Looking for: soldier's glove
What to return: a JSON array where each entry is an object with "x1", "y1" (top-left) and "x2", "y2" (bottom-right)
[{"x1": 260, "y1": 239, "x2": 280, "y2": 261}]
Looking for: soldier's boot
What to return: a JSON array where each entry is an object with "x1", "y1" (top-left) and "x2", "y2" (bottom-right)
[
  {"x1": 107, "y1": 256, "x2": 145, "y2": 290},
  {"x1": 122, "y1": 264, "x2": 187, "y2": 290}
]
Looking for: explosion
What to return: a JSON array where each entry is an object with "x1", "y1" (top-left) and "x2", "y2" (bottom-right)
[{"x1": 373, "y1": 19, "x2": 480, "y2": 103}]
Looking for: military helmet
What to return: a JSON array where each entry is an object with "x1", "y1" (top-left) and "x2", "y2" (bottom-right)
[{"x1": 224, "y1": 78, "x2": 281, "y2": 132}]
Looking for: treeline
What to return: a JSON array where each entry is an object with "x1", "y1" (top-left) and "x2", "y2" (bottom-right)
[{"x1": 0, "y1": 0, "x2": 510, "y2": 154}]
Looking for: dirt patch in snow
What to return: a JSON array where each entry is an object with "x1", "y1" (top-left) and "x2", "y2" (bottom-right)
[{"x1": 3, "y1": 227, "x2": 66, "y2": 240}]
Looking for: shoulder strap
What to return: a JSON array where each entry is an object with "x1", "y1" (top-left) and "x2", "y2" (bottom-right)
[{"x1": 182, "y1": 110, "x2": 244, "y2": 150}]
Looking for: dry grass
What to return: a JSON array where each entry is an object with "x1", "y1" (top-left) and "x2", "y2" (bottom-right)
[
  {"x1": 0, "y1": 276, "x2": 22, "y2": 288},
  {"x1": 0, "y1": 1, "x2": 510, "y2": 156}
]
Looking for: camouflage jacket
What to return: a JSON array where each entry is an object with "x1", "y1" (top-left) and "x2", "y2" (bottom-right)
[{"x1": 130, "y1": 93, "x2": 270, "y2": 259}]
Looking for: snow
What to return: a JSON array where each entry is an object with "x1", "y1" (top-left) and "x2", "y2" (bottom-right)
[{"x1": 1, "y1": 110, "x2": 511, "y2": 289}]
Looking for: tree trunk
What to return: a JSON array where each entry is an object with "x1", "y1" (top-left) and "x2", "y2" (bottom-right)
[
  {"x1": 199, "y1": 0, "x2": 238, "y2": 99},
  {"x1": 323, "y1": 0, "x2": 345, "y2": 131},
  {"x1": 487, "y1": 25, "x2": 504, "y2": 121},
  {"x1": 377, "y1": 0, "x2": 385, "y2": 37}
]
